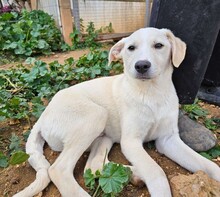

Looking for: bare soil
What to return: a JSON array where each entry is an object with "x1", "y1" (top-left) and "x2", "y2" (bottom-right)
[{"x1": 0, "y1": 50, "x2": 219, "y2": 197}]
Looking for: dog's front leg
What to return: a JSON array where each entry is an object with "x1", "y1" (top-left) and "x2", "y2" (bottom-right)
[
  {"x1": 156, "y1": 132, "x2": 220, "y2": 182},
  {"x1": 120, "y1": 125, "x2": 172, "y2": 197}
]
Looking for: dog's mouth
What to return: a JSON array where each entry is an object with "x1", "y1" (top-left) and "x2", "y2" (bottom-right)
[{"x1": 135, "y1": 74, "x2": 152, "y2": 80}]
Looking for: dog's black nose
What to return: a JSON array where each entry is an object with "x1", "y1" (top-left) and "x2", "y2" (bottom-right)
[{"x1": 135, "y1": 60, "x2": 151, "y2": 74}]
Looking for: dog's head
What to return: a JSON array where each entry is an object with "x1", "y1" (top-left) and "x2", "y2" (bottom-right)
[{"x1": 109, "y1": 28, "x2": 186, "y2": 80}]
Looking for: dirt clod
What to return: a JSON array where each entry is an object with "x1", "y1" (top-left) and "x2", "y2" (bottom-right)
[{"x1": 170, "y1": 171, "x2": 220, "y2": 197}]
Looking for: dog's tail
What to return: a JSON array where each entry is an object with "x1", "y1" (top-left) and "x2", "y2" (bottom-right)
[{"x1": 13, "y1": 123, "x2": 51, "y2": 197}]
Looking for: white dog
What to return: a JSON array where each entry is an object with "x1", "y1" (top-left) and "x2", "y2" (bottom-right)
[{"x1": 14, "y1": 28, "x2": 220, "y2": 197}]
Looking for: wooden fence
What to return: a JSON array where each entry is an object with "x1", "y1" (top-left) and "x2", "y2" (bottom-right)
[{"x1": 29, "y1": 0, "x2": 151, "y2": 45}]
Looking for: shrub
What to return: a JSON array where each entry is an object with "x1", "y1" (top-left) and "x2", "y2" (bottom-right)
[{"x1": 0, "y1": 10, "x2": 65, "y2": 58}]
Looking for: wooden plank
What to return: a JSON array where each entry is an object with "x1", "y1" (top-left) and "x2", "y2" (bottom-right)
[
  {"x1": 58, "y1": 0, "x2": 73, "y2": 45},
  {"x1": 30, "y1": 0, "x2": 38, "y2": 10},
  {"x1": 97, "y1": 32, "x2": 132, "y2": 41}
]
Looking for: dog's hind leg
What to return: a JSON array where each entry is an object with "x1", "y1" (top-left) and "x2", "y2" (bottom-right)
[
  {"x1": 84, "y1": 135, "x2": 113, "y2": 173},
  {"x1": 48, "y1": 103, "x2": 108, "y2": 197}
]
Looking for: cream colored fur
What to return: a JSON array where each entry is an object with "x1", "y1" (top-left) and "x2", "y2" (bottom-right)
[{"x1": 14, "y1": 28, "x2": 220, "y2": 197}]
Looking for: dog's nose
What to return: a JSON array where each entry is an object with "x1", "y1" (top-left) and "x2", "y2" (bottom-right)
[{"x1": 135, "y1": 60, "x2": 151, "y2": 74}]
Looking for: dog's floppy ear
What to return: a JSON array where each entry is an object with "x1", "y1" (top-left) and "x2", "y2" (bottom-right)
[
  {"x1": 161, "y1": 29, "x2": 186, "y2": 68},
  {"x1": 108, "y1": 38, "x2": 126, "y2": 65}
]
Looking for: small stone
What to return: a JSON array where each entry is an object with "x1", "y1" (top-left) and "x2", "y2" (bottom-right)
[
  {"x1": 9, "y1": 119, "x2": 20, "y2": 125},
  {"x1": 34, "y1": 192, "x2": 43, "y2": 197},
  {"x1": 11, "y1": 177, "x2": 20, "y2": 184}
]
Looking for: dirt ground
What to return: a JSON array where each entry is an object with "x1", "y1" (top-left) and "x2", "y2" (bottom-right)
[{"x1": 0, "y1": 50, "x2": 220, "y2": 197}]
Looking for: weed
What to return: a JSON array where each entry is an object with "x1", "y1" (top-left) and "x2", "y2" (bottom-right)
[
  {"x1": 182, "y1": 99, "x2": 208, "y2": 120},
  {"x1": 0, "y1": 133, "x2": 29, "y2": 168},
  {"x1": 84, "y1": 162, "x2": 132, "y2": 197},
  {"x1": 200, "y1": 145, "x2": 220, "y2": 160},
  {"x1": 70, "y1": 21, "x2": 114, "y2": 50}
]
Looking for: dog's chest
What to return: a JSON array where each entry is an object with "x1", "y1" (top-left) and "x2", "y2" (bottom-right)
[
  {"x1": 121, "y1": 88, "x2": 178, "y2": 141},
  {"x1": 142, "y1": 96, "x2": 178, "y2": 141}
]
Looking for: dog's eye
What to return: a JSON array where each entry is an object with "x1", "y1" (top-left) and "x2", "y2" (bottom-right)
[
  {"x1": 128, "y1": 45, "x2": 136, "y2": 51},
  {"x1": 154, "y1": 43, "x2": 164, "y2": 49}
]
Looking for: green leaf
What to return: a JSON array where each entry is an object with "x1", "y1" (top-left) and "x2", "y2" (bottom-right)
[
  {"x1": 87, "y1": 53, "x2": 93, "y2": 61},
  {"x1": 1, "y1": 12, "x2": 14, "y2": 21},
  {"x1": 200, "y1": 146, "x2": 220, "y2": 160},
  {"x1": 7, "y1": 42, "x2": 18, "y2": 49},
  {"x1": 99, "y1": 162, "x2": 132, "y2": 194},
  {"x1": 9, "y1": 133, "x2": 21, "y2": 152},
  {"x1": 25, "y1": 57, "x2": 36, "y2": 64},
  {"x1": 208, "y1": 146, "x2": 220, "y2": 158},
  {"x1": 0, "y1": 152, "x2": 8, "y2": 168},
  {"x1": 15, "y1": 46, "x2": 26, "y2": 55},
  {"x1": 83, "y1": 168, "x2": 96, "y2": 190},
  {"x1": 37, "y1": 39, "x2": 49, "y2": 49},
  {"x1": 204, "y1": 118, "x2": 218, "y2": 131},
  {"x1": 200, "y1": 152, "x2": 212, "y2": 160},
  {"x1": 9, "y1": 151, "x2": 29, "y2": 165}
]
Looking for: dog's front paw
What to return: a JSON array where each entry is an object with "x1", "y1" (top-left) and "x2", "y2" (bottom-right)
[{"x1": 130, "y1": 174, "x2": 145, "y2": 187}]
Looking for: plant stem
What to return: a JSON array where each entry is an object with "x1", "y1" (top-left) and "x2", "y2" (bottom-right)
[
  {"x1": 1, "y1": 75, "x2": 18, "y2": 90},
  {"x1": 57, "y1": 74, "x2": 67, "y2": 90},
  {"x1": 92, "y1": 184, "x2": 101, "y2": 197}
]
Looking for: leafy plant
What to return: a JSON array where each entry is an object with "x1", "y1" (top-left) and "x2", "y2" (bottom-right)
[
  {"x1": 84, "y1": 162, "x2": 132, "y2": 197},
  {"x1": 99, "y1": 23, "x2": 114, "y2": 34},
  {"x1": 200, "y1": 145, "x2": 220, "y2": 160},
  {"x1": 0, "y1": 49, "x2": 123, "y2": 121},
  {"x1": 70, "y1": 21, "x2": 114, "y2": 50},
  {"x1": 204, "y1": 118, "x2": 218, "y2": 131},
  {"x1": 74, "y1": 50, "x2": 110, "y2": 81},
  {"x1": 0, "y1": 10, "x2": 65, "y2": 61},
  {"x1": 84, "y1": 22, "x2": 101, "y2": 48},
  {"x1": 0, "y1": 151, "x2": 29, "y2": 168},
  {"x1": 0, "y1": 133, "x2": 29, "y2": 168},
  {"x1": 182, "y1": 99, "x2": 220, "y2": 132},
  {"x1": 182, "y1": 99, "x2": 208, "y2": 120}
]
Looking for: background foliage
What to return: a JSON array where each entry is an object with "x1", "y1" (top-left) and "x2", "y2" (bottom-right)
[{"x1": 0, "y1": 10, "x2": 65, "y2": 63}]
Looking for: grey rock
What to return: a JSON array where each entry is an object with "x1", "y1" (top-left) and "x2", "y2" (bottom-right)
[{"x1": 178, "y1": 110, "x2": 217, "y2": 152}]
